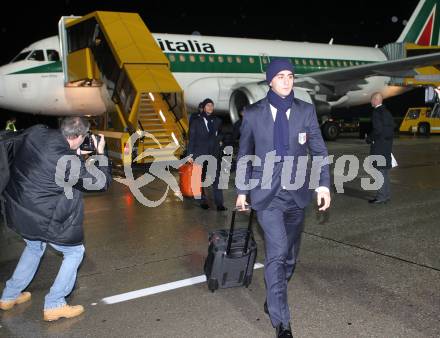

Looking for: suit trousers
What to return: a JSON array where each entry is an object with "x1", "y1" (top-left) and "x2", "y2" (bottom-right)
[
  {"x1": 376, "y1": 168, "x2": 390, "y2": 201},
  {"x1": 200, "y1": 159, "x2": 224, "y2": 207},
  {"x1": 256, "y1": 189, "x2": 305, "y2": 327}
]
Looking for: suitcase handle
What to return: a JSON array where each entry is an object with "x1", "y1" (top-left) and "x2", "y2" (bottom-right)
[{"x1": 226, "y1": 208, "x2": 254, "y2": 255}]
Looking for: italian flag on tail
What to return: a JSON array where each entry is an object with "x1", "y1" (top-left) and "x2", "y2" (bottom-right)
[{"x1": 398, "y1": 0, "x2": 440, "y2": 45}]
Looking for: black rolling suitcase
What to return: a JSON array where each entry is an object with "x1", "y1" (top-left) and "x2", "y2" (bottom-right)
[{"x1": 204, "y1": 209, "x2": 257, "y2": 292}]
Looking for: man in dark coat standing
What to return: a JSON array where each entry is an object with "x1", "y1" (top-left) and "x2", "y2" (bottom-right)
[
  {"x1": 187, "y1": 98, "x2": 226, "y2": 211},
  {"x1": 236, "y1": 59, "x2": 331, "y2": 338},
  {"x1": 367, "y1": 92, "x2": 394, "y2": 204},
  {"x1": 0, "y1": 117, "x2": 112, "y2": 321}
]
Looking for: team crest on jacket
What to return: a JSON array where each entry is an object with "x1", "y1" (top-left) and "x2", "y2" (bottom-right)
[{"x1": 298, "y1": 132, "x2": 307, "y2": 145}]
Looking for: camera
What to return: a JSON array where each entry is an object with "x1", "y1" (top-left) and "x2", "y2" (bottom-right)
[{"x1": 80, "y1": 132, "x2": 101, "y2": 152}]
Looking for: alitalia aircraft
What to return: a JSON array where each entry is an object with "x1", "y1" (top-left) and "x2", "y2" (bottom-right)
[{"x1": 0, "y1": 0, "x2": 440, "y2": 138}]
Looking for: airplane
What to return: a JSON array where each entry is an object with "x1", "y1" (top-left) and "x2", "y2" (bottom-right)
[{"x1": 0, "y1": 0, "x2": 440, "y2": 140}]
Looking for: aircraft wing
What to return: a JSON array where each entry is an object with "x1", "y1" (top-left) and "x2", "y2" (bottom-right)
[{"x1": 299, "y1": 52, "x2": 440, "y2": 85}]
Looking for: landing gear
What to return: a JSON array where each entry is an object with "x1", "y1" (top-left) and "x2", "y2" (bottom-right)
[{"x1": 321, "y1": 121, "x2": 340, "y2": 141}]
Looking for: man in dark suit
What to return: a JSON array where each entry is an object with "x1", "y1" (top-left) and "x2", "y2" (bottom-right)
[
  {"x1": 235, "y1": 59, "x2": 331, "y2": 338},
  {"x1": 187, "y1": 98, "x2": 227, "y2": 211},
  {"x1": 366, "y1": 92, "x2": 394, "y2": 204}
]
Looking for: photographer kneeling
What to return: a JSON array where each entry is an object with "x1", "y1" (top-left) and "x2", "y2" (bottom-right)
[{"x1": 0, "y1": 117, "x2": 112, "y2": 321}]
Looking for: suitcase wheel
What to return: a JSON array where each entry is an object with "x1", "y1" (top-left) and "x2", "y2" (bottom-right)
[{"x1": 207, "y1": 278, "x2": 219, "y2": 292}]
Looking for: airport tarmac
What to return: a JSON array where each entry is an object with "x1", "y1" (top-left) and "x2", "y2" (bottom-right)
[{"x1": 1, "y1": 135, "x2": 439, "y2": 338}]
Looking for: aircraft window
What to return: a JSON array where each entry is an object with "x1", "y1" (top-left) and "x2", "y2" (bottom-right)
[
  {"x1": 179, "y1": 54, "x2": 186, "y2": 62},
  {"x1": 189, "y1": 55, "x2": 196, "y2": 62},
  {"x1": 46, "y1": 50, "x2": 60, "y2": 61},
  {"x1": 199, "y1": 55, "x2": 206, "y2": 62},
  {"x1": 11, "y1": 51, "x2": 31, "y2": 63},
  {"x1": 227, "y1": 56, "x2": 233, "y2": 63},
  {"x1": 406, "y1": 110, "x2": 420, "y2": 119},
  {"x1": 236, "y1": 56, "x2": 242, "y2": 63},
  {"x1": 169, "y1": 54, "x2": 176, "y2": 62},
  {"x1": 218, "y1": 56, "x2": 224, "y2": 63},
  {"x1": 27, "y1": 50, "x2": 45, "y2": 61},
  {"x1": 209, "y1": 55, "x2": 215, "y2": 62},
  {"x1": 249, "y1": 57, "x2": 255, "y2": 64}
]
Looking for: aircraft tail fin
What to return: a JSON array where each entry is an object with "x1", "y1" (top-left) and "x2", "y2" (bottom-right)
[{"x1": 397, "y1": 0, "x2": 440, "y2": 45}]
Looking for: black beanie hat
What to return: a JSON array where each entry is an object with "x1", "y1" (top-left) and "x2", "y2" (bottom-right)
[
  {"x1": 201, "y1": 98, "x2": 214, "y2": 109},
  {"x1": 266, "y1": 58, "x2": 295, "y2": 84}
]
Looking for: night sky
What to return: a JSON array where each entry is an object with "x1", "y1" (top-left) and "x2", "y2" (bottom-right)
[
  {"x1": 0, "y1": 0, "x2": 427, "y2": 125},
  {"x1": 0, "y1": 0, "x2": 420, "y2": 64}
]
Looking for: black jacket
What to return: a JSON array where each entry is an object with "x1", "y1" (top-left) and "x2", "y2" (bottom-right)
[
  {"x1": 4, "y1": 125, "x2": 112, "y2": 245},
  {"x1": 187, "y1": 115, "x2": 223, "y2": 159},
  {"x1": 367, "y1": 105, "x2": 394, "y2": 169}
]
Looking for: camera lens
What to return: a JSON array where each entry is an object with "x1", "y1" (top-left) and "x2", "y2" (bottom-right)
[{"x1": 80, "y1": 133, "x2": 96, "y2": 152}]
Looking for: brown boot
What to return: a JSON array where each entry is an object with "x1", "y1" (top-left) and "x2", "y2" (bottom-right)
[
  {"x1": 0, "y1": 292, "x2": 31, "y2": 311},
  {"x1": 43, "y1": 304, "x2": 84, "y2": 322}
]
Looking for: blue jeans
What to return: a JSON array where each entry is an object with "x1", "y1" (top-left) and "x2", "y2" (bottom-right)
[{"x1": 0, "y1": 239, "x2": 85, "y2": 310}]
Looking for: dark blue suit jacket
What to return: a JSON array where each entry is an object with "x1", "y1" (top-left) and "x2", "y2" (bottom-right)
[
  {"x1": 187, "y1": 115, "x2": 223, "y2": 159},
  {"x1": 236, "y1": 97, "x2": 330, "y2": 210}
]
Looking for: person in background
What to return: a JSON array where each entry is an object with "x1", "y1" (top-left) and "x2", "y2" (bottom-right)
[
  {"x1": 5, "y1": 117, "x2": 17, "y2": 131},
  {"x1": 187, "y1": 98, "x2": 227, "y2": 211},
  {"x1": 0, "y1": 117, "x2": 112, "y2": 321},
  {"x1": 366, "y1": 92, "x2": 394, "y2": 204}
]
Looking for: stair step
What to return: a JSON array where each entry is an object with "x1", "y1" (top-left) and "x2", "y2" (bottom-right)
[
  {"x1": 139, "y1": 112, "x2": 157, "y2": 116},
  {"x1": 139, "y1": 119, "x2": 162, "y2": 123},
  {"x1": 142, "y1": 135, "x2": 172, "y2": 144},
  {"x1": 140, "y1": 133, "x2": 170, "y2": 139},
  {"x1": 139, "y1": 120, "x2": 163, "y2": 127},
  {"x1": 142, "y1": 133, "x2": 169, "y2": 138},
  {"x1": 143, "y1": 129, "x2": 168, "y2": 133}
]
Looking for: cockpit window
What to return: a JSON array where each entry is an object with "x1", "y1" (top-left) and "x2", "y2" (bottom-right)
[
  {"x1": 47, "y1": 49, "x2": 60, "y2": 61},
  {"x1": 11, "y1": 51, "x2": 31, "y2": 63},
  {"x1": 27, "y1": 50, "x2": 45, "y2": 61}
]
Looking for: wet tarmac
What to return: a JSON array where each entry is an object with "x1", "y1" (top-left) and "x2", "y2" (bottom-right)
[{"x1": 1, "y1": 135, "x2": 439, "y2": 338}]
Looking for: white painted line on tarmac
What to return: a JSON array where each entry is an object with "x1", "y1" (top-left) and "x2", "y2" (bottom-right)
[{"x1": 101, "y1": 262, "x2": 264, "y2": 305}]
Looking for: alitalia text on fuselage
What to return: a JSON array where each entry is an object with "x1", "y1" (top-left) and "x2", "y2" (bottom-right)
[{"x1": 156, "y1": 38, "x2": 215, "y2": 53}]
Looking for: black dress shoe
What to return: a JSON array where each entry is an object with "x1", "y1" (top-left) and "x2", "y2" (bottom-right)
[
  {"x1": 216, "y1": 205, "x2": 228, "y2": 211},
  {"x1": 264, "y1": 300, "x2": 269, "y2": 315},
  {"x1": 200, "y1": 203, "x2": 209, "y2": 209},
  {"x1": 368, "y1": 199, "x2": 386, "y2": 204},
  {"x1": 276, "y1": 323, "x2": 293, "y2": 338}
]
